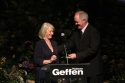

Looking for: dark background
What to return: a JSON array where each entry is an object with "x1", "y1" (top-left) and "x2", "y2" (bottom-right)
[{"x1": 0, "y1": 0, "x2": 125, "y2": 82}]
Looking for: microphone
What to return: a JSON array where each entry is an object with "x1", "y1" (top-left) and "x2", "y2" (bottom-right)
[
  {"x1": 61, "y1": 33, "x2": 67, "y2": 43},
  {"x1": 61, "y1": 33, "x2": 65, "y2": 37},
  {"x1": 61, "y1": 32, "x2": 70, "y2": 51},
  {"x1": 61, "y1": 33, "x2": 69, "y2": 64}
]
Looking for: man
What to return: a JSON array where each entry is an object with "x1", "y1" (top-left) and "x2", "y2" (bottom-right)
[{"x1": 66, "y1": 10, "x2": 103, "y2": 83}]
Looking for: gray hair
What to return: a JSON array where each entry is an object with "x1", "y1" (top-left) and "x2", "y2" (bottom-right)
[{"x1": 76, "y1": 10, "x2": 89, "y2": 21}]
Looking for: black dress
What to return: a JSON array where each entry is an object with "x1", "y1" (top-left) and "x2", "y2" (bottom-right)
[{"x1": 34, "y1": 39, "x2": 59, "y2": 83}]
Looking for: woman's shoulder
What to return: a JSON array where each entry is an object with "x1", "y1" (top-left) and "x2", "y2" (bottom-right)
[
  {"x1": 51, "y1": 40, "x2": 57, "y2": 44},
  {"x1": 36, "y1": 39, "x2": 44, "y2": 44},
  {"x1": 51, "y1": 39, "x2": 56, "y2": 42}
]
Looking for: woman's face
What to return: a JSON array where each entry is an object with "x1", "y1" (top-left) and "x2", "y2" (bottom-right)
[{"x1": 45, "y1": 27, "x2": 54, "y2": 39}]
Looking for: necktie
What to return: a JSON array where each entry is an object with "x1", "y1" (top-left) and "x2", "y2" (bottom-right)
[{"x1": 80, "y1": 31, "x2": 83, "y2": 39}]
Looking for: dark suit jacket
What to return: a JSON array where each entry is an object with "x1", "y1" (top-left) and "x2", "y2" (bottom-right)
[
  {"x1": 34, "y1": 39, "x2": 59, "y2": 81},
  {"x1": 66, "y1": 24, "x2": 103, "y2": 77}
]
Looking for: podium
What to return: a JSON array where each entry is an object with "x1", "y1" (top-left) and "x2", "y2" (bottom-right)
[{"x1": 41, "y1": 63, "x2": 89, "y2": 83}]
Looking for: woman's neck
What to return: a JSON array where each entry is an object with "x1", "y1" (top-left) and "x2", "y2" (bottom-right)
[{"x1": 43, "y1": 38, "x2": 49, "y2": 41}]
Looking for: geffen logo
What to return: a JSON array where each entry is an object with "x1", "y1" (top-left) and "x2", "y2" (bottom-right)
[{"x1": 52, "y1": 68, "x2": 83, "y2": 76}]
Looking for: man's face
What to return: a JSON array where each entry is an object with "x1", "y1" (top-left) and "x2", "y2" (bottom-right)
[{"x1": 74, "y1": 14, "x2": 86, "y2": 29}]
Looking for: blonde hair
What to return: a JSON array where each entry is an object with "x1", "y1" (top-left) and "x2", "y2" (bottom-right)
[{"x1": 38, "y1": 22, "x2": 55, "y2": 39}]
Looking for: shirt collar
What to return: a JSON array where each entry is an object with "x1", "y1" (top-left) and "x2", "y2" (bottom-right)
[{"x1": 81, "y1": 22, "x2": 89, "y2": 33}]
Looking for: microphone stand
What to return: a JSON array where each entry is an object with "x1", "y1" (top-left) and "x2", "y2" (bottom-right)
[
  {"x1": 64, "y1": 44, "x2": 69, "y2": 64},
  {"x1": 61, "y1": 33, "x2": 69, "y2": 64}
]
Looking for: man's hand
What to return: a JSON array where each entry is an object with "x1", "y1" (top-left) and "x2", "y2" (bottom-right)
[{"x1": 67, "y1": 53, "x2": 76, "y2": 59}]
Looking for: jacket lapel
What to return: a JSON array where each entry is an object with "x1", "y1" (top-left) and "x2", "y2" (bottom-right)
[{"x1": 80, "y1": 25, "x2": 89, "y2": 42}]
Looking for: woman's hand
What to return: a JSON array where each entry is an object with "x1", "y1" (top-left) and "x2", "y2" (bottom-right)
[
  {"x1": 50, "y1": 55, "x2": 57, "y2": 62},
  {"x1": 43, "y1": 55, "x2": 57, "y2": 64}
]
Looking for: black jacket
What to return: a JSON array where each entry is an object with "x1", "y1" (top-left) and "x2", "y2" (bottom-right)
[{"x1": 59, "y1": 24, "x2": 103, "y2": 77}]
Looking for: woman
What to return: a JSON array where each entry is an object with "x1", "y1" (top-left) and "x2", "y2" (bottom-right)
[{"x1": 34, "y1": 22, "x2": 59, "y2": 83}]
